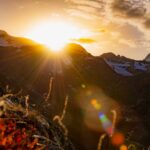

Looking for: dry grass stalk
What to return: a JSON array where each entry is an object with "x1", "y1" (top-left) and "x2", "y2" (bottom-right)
[
  {"x1": 2, "y1": 94, "x2": 13, "y2": 99},
  {"x1": 60, "y1": 96, "x2": 68, "y2": 121},
  {"x1": 45, "y1": 77, "x2": 54, "y2": 102},
  {"x1": 25, "y1": 95, "x2": 29, "y2": 116},
  {"x1": 14, "y1": 89, "x2": 23, "y2": 96},
  {"x1": 6, "y1": 85, "x2": 11, "y2": 93},
  {"x1": 110, "y1": 110, "x2": 117, "y2": 137},
  {"x1": 97, "y1": 134, "x2": 106, "y2": 150},
  {"x1": 53, "y1": 96, "x2": 69, "y2": 139},
  {"x1": 128, "y1": 144, "x2": 136, "y2": 150}
]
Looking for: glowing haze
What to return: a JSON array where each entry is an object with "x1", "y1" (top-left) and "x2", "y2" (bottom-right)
[
  {"x1": 25, "y1": 21, "x2": 88, "y2": 51},
  {"x1": 0, "y1": 0, "x2": 150, "y2": 59}
]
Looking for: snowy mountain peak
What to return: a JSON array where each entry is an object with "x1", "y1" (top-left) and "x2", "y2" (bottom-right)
[{"x1": 103, "y1": 55, "x2": 149, "y2": 77}]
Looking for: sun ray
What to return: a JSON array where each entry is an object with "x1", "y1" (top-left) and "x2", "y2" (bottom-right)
[{"x1": 25, "y1": 21, "x2": 85, "y2": 52}]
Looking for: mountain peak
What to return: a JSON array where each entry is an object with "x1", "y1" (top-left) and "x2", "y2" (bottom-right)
[
  {"x1": 63, "y1": 43, "x2": 91, "y2": 57},
  {"x1": 0, "y1": 29, "x2": 38, "y2": 47},
  {"x1": 100, "y1": 52, "x2": 116, "y2": 59},
  {"x1": 144, "y1": 53, "x2": 150, "y2": 62},
  {"x1": 100, "y1": 52, "x2": 133, "y2": 62},
  {"x1": 0, "y1": 30, "x2": 9, "y2": 37}
]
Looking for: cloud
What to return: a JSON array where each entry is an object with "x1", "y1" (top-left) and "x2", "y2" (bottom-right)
[
  {"x1": 111, "y1": 0, "x2": 147, "y2": 18},
  {"x1": 64, "y1": 0, "x2": 150, "y2": 59},
  {"x1": 71, "y1": 38, "x2": 96, "y2": 44},
  {"x1": 66, "y1": 0, "x2": 105, "y2": 19},
  {"x1": 109, "y1": 0, "x2": 150, "y2": 31},
  {"x1": 144, "y1": 16, "x2": 150, "y2": 28},
  {"x1": 66, "y1": 0, "x2": 150, "y2": 30},
  {"x1": 118, "y1": 39, "x2": 136, "y2": 48}
]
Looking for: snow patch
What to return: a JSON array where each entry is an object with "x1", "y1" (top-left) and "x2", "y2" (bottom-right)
[
  {"x1": 134, "y1": 62, "x2": 147, "y2": 71},
  {"x1": 104, "y1": 59, "x2": 133, "y2": 76},
  {"x1": 0, "y1": 38, "x2": 9, "y2": 47},
  {"x1": 113, "y1": 66, "x2": 133, "y2": 76}
]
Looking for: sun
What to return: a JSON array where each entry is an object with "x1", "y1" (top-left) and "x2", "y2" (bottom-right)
[{"x1": 25, "y1": 21, "x2": 83, "y2": 52}]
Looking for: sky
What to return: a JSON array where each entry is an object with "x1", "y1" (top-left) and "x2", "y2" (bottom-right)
[{"x1": 0, "y1": 0, "x2": 150, "y2": 59}]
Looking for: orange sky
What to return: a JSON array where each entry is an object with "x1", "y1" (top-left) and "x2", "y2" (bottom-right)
[{"x1": 0, "y1": 0, "x2": 150, "y2": 59}]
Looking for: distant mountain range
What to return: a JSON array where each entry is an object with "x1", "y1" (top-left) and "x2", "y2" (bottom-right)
[
  {"x1": 0, "y1": 30, "x2": 150, "y2": 149},
  {"x1": 101, "y1": 52, "x2": 150, "y2": 76}
]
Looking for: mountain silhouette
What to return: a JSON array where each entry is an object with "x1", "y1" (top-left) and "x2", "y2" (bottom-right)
[
  {"x1": 0, "y1": 30, "x2": 37, "y2": 47},
  {"x1": 63, "y1": 43, "x2": 91, "y2": 56},
  {"x1": 144, "y1": 53, "x2": 150, "y2": 62},
  {"x1": 0, "y1": 30, "x2": 150, "y2": 149}
]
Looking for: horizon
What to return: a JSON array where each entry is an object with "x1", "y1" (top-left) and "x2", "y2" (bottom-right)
[
  {"x1": 0, "y1": 0, "x2": 149, "y2": 59},
  {"x1": 1, "y1": 1, "x2": 150, "y2": 149},
  {"x1": 0, "y1": 28, "x2": 149, "y2": 61}
]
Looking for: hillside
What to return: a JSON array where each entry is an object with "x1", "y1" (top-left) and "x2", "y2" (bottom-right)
[{"x1": 0, "y1": 31, "x2": 150, "y2": 149}]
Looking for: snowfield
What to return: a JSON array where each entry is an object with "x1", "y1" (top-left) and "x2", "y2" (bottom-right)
[{"x1": 104, "y1": 58, "x2": 148, "y2": 76}]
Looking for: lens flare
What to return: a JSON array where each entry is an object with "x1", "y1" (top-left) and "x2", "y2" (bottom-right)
[
  {"x1": 91, "y1": 99, "x2": 101, "y2": 110},
  {"x1": 90, "y1": 98, "x2": 113, "y2": 135},
  {"x1": 77, "y1": 86, "x2": 121, "y2": 133},
  {"x1": 111, "y1": 132, "x2": 125, "y2": 146},
  {"x1": 99, "y1": 112, "x2": 112, "y2": 135},
  {"x1": 120, "y1": 145, "x2": 128, "y2": 150},
  {"x1": 81, "y1": 84, "x2": 86, "y2": 88}
]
